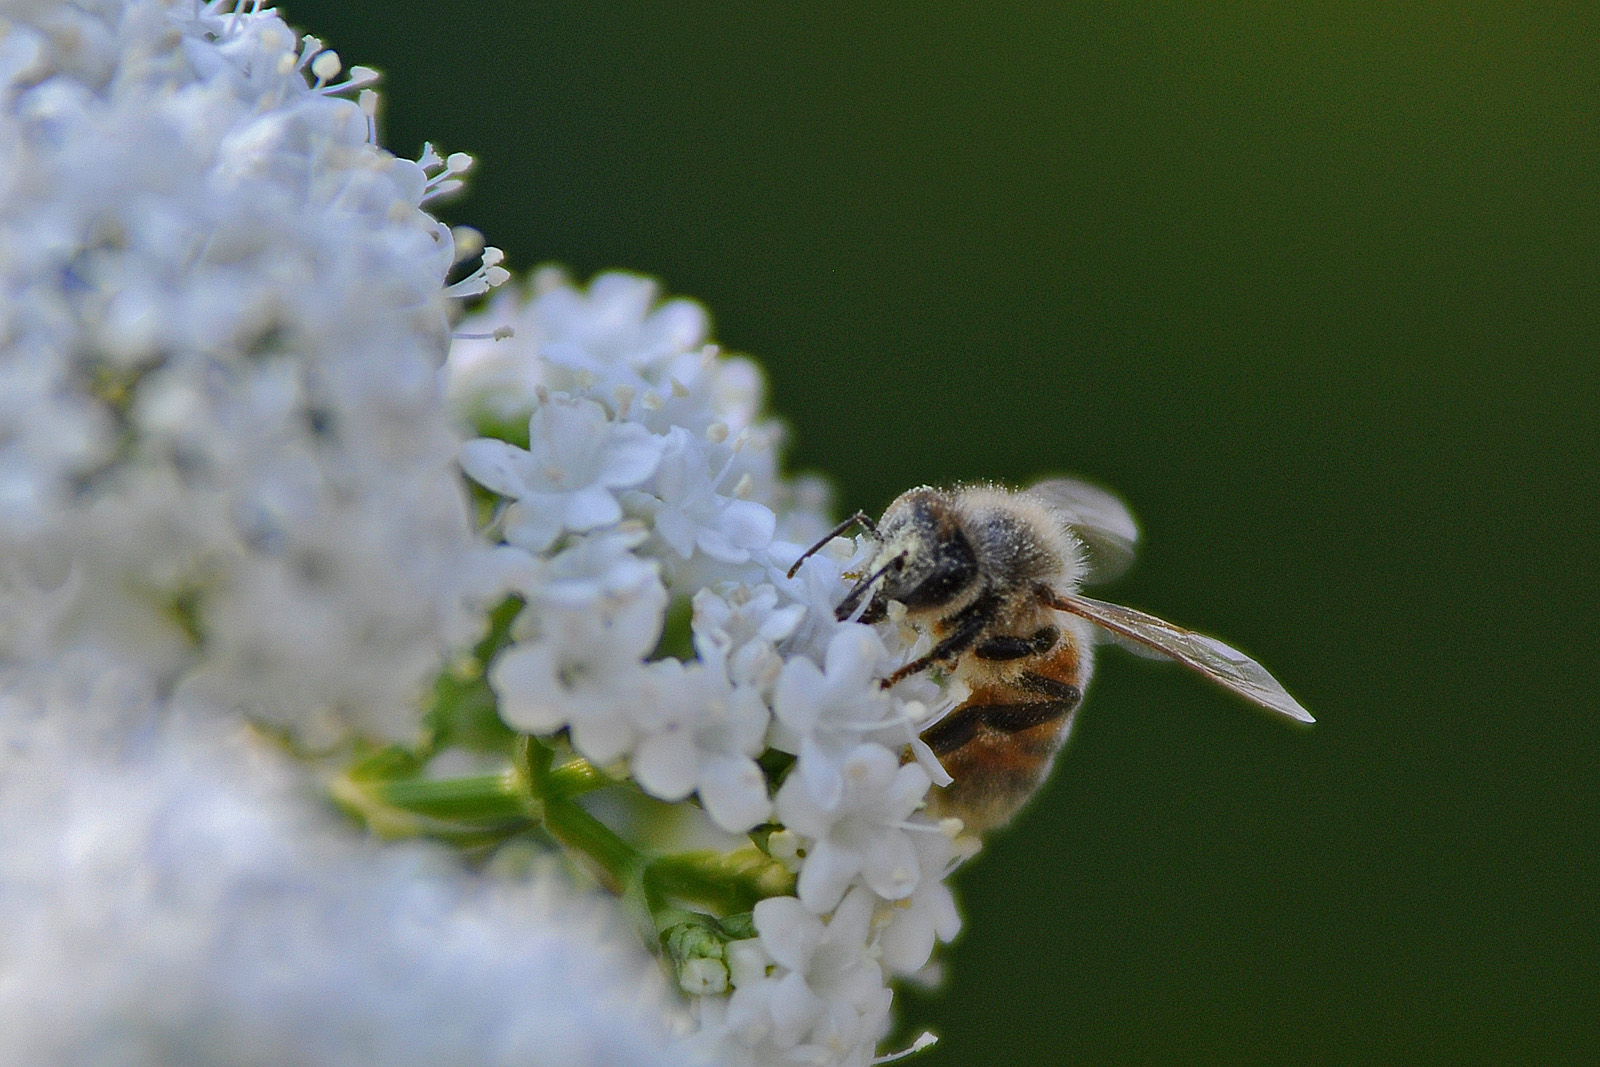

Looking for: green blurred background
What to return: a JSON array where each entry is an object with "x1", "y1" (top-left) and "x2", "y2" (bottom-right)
[{"x1": 294, "y1": 2, "x2": 1598, "y2": 1063}]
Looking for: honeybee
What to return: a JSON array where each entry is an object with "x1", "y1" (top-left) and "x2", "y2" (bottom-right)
[{"x1": 788, "y1": 479, "x2": 1312, "y2": 833}]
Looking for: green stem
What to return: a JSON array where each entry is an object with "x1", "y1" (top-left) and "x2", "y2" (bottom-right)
[
  {"x1": 374, "y1": 772, "x2": 527, "y2": 822},
  {"x1": 344, "y1": 746, "x2": 612, "y2": 825},
  {"x1": 544, "y1": 793, "x2": 646, "y2": 890},
  {"x1": 337, "y1": 734, "x2": 793, "y2": 930},
  {"x1": 516, "y1": 735, "x2": 645, "y2": 891},
  {"x1": 549, "y1": 756, "x2": 612, "y2": 799},
  {"x1": 645, "y1": 848, "x2": 795, "y2": 914}
]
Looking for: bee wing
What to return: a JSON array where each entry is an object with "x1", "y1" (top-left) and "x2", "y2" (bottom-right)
[
  {"x1": 1027, "y1": 477, "x2": 1140, "y2": 584},
  {"x1": 1047, "y1": 592, "x2": 1315, "y2": 723}
]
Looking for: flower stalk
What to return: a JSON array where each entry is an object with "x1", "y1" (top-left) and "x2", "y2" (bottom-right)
[{"x1": 335, "y1": 732, "x2": 794, "y2": 932}]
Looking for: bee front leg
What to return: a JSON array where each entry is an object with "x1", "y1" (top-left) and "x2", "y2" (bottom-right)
[{"x1": 880, "y1": 590, "x2": 1005, "y2": 687}]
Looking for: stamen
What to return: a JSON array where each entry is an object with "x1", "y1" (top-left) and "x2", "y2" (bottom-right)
[{"x1": 873, "y1": 1032, "x2": 938, "y2": 1064}]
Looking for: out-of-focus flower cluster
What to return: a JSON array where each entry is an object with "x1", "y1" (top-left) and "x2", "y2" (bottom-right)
[
  {"x1": 0, "y1": 3, "x2": 965, "y2": 1066},
  {"x1": 0, "y1": 0, "x2": 506, "y2": 744},
  {"x1": 0, "y1": 2, "x2": 670, "y2": 1064},
  {"x1": 0, "y1": 668, "x2": 684, "y2": 1067}
]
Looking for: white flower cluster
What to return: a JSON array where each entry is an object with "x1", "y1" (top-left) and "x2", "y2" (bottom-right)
[
  {"x1": 450, "y1": 272, "x2": 966, "y2": 1066},
  {"x1": 0, "y1": 3, "x2": 677, "y2": 1065},
  {"x1": 0, "y1": 0, "x2": 499, "y2": 745},
  {"x1": 0, "y1": 3, "x2": 968, "y2": 1065},
  {"x1": 0, "y1": 669, "x2": 688, "y2": 1067}
]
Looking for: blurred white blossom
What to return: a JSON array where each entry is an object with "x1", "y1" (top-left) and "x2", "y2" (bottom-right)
[
  {"x1": 770, "y1": 625, "x2": 899, "y2": 810},
  {"x1": 692, "y1": 582, "x2": 806, "y2": 696},
  {"x1": 0, "y1": 0, "x2": 502, "y2": 744},
  {"x1": 631, "y1": 656, "x2": 772, "y2": 832},
  {"x1": 641, "y1": 426, "x2": 776, "y2": 565},
  {"x1": 0, "y1": 681, "x2": 686, "y2": 1067},
  {"x1": 491, "y1": 545, "x2": 667, "y2": 762}
]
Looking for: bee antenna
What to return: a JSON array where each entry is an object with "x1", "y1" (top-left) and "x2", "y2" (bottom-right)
[{"x1": 784, "y1": 509, "x2": 882, "y2": 579}]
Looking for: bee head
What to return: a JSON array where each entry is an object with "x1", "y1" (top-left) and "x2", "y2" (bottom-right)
[{"x1": 834, "y1": 488, "x2": 979, "y2": 623}]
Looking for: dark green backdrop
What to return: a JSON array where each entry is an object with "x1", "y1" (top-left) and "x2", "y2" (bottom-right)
[{"x1": 292, "y1": 3, "x2": 1599, "y2": 1063}]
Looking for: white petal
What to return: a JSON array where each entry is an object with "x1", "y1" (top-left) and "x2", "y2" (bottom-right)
[
  {"x1": 795, "y1": 736, "x2": 844, "y2": 815},
  {"x1": 693, "y1": 525, "x2": 751, "y2": 564},
  {"x1": 774, "y1": 759, "x2": 833, "y2": 838},
  {"x1": 697, "y1": 755, "x2": 771, "y2": 833},
  {"x1": 827, "y1": 885, "x2": 878, "y2": 946},
  {"x1": 839, "y1": 742, "x2": 900, "y2": 795},
  {"x1": 458, "y1": 437, "x2": 530, "y2": 497},
  {"x1": 882, "y1": 761, "x2": 933, "y2": 820},
  {"x1": 502, "y1": 498, "x2": 563, "y2": 553},
  {"x1": 569, "y1": 711, "x2": 633, "y2": 765},
  {"x1": 859, "y1": 830, "x2": 919, "y2": 902},
  {"x1": 630, "y1": 730, "x2": 697, "y2": 801},
  {"x1": 535, "y1": 396, "x2": 610, "y2": 478},
  {"x1": 715, "y1": 499, "x2": 775, "y2": 551},
  {"x1": 562, "y1": 484, "x2": 622, "y2": 531},
  {"x1": 725, "y1": 939, "x2": 772, "y2": 990},
  {"x1": 607, "y1": 583, "x2": 669, "y2": 659},
  {"x1": 767, "y1": 970, "x2": 825, "y2": 1047},
  {"x1": 753, "y1": 896, "x2": 821, "y2": 973},
  {"x1": 772, "y1": 658, "x2": 825, "y2": 735},
  {"x1": 599, "y1": 421, "x2": 666, "y2": 488},
  {"x1": 904, "y1": 734, "x2": 954, "y2": 788},
  {"x1": 931, "y1": 883, "x2": 963, "y2": 940},
  {"x1": 721, "y1": 687, "x2": 772, "y2": 756},
  {"x1": 879, "y1": 907, "x2": 936, "y2": 974},
  {"x1": 489, "y1": 644, "x2": 568, "y2": 733},
  {"x1": 757, "y1": 602, "x2": 806, "y2": 644},
  {"x1": 652, "y1": 505, "x2": 697, "y2": 558},
  {"x1": 823, "y1": 625, "x2": 886, "y2": 692},
  {"x1": 795, "y1": 838, "x2": 859, "y2": 915}
]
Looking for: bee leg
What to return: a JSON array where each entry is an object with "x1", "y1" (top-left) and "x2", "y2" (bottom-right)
[
  {"x1": 919, "y1": 690, "x2": 1081, "y2": 756},
  {"x1": 882, "y1": 592, "x2": 1000, "y2": 686},
  {"x1": 973, "y1": 626, "x2": 1060, "y2": 661}
]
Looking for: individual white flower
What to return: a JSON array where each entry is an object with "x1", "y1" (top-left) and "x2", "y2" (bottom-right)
[
  {"x1": 489, "y1": 531, "x2": 667, "y2": 763},
  {"x1": 461, "y1": 394, "x2": 666, "y2": 552},
  {"x1": 776, "y1": 743, "x2": 931, "y2": 914},
  {"x1": 532, "y1": 525, "x2": 661, "y2": 609},
  {"x1": 492, "y1": 531, "x2": 675, "y2": 764},
  {"x1": 490, "y1": 567, "x2": 666, "y2": 763},
  {"x1": 692, "y1": 582, "x2": 806, "y2": 695},
  {"x1": 640, "y1": 426, "x2": 776, "y2": 567},
  {"x1": 874, "y1": 821, "x2": 964, "y2": 976},
  {"x1": 766, "y1": 534, "x2": 879, "y2": 667},
  {"x1": 769, "y1": 624, "x2": 898, "y2": 811},
  {"x1": 444, "y1": 269, "x2": 709, "y2": 426},
  {"x1": 723, "y1": 888, "x2": 894, "y2": 1065},
  {"x1": 629, "y1": 657, "x2": 773, "y2": 833},
  {"x1": 633, "y1": 345, "x2": 767, "y2": 440}
]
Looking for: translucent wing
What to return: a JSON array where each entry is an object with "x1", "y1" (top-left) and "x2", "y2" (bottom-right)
[
  {"x1": 1027, "y1": 477, "x2": 1140, "y2": 584},
  {"x1": 1046, "y1": 591, "x2": 1314, "y2": 723}
]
